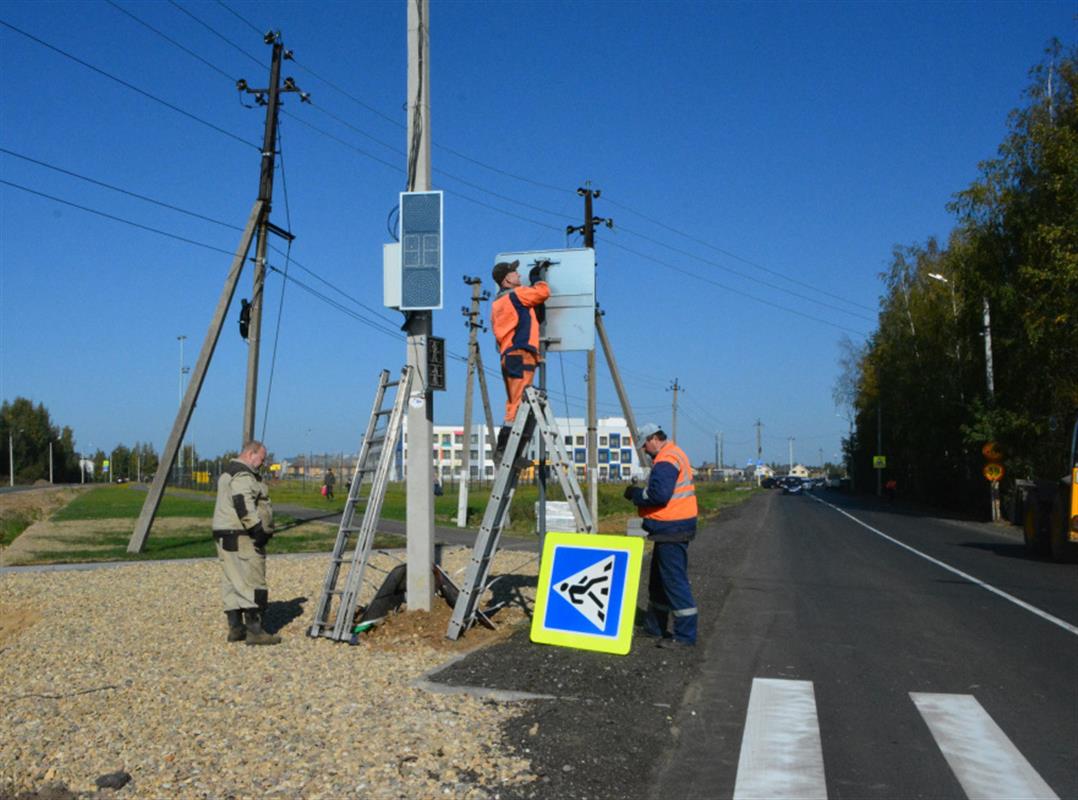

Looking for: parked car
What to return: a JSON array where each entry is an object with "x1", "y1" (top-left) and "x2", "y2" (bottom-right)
[{"x1": 781, "y1": 476, "x2": 803, "y2": 495}]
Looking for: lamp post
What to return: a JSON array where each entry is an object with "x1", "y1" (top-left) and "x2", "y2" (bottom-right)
[
  {"x1": 7, "y1": 431, "x2": 13, "y2": 487},
  {"x1": 177, "y1": 335, "x2": 187, "y2": 484}
]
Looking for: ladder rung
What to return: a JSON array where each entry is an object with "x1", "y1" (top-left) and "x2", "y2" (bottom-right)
[
  {"x1": 385, "y1": 379, "x2": 401, "y2": 388},
  {"x1": 374, "y1": 409, "x2": 393, "y2": 416}
]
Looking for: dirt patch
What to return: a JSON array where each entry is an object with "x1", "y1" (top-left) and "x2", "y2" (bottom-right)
[
  {"x1": 0, "y1": 487, "x2": 85, "y2": 519},
  {"x1": 0, "y1": 606, "x2": 40, "y2": 647},
  {"x1": 362, "y1": 598, "x2": 531, "y2": 653}
]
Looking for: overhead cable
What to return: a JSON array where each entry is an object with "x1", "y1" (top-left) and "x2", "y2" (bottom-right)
[
  {"x1": 0, "y1": 179, "x2": 235, "y2": 256},
  {"x1": 0, "y1": 19, "x2": 257, "y2": 151},
  {"x1": 166, "y1": 0, "x2": 263, "y2": 69},
  {"x1": 104, "y1": 0, "x2": 236, "y2": 81},
  {"x1": 0, "y1": 147, "x2": 243, "y2": 232}
]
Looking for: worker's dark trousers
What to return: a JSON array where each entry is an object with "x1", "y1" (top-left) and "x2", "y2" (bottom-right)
[{"x1": 644, "y1": 541, "x2": 698, "y2": 644}]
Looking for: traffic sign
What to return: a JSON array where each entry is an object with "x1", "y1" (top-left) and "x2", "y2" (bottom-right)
[
  {"x1": 873, "y1": 455, "x2": 886, "y2": 469},
  {"x1": 982, "y1": 441, "x2": 1003, "y2": 462},
  {"x1": 983, "y1": 462, "x2": 1005, "y2": 481},
  {"x1": 531, "y1": 532, "x2": 643, "y2": 655}
]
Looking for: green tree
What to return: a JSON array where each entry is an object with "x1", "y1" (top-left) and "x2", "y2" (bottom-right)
[{"x1": 0, "y1": 397, "x2": 80, "y2": 483}]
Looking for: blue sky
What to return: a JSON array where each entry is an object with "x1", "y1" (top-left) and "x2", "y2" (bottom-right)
[{"x1": 0, "y1": 0, "x2": 1073, "y2": 468}]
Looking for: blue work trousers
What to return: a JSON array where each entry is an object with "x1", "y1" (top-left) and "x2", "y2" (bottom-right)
[{"x1": 643, "y1": 541, "x2": 698, "y2": 644}]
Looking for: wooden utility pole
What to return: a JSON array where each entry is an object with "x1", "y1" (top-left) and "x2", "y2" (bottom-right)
[
  {"x1": 456, "y1": 276, "x2": 495, "y2": 527},
  {"x1": 128, "y1": 34, "x2": 306, "y2": 553},
  {"x1": 405, "y1": 0, "x2": 435, "y2": 610}
]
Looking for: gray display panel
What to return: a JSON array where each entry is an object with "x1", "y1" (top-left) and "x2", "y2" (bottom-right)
[{"x1": 400, "y1": 191, "x2": 443, "y2": 310}]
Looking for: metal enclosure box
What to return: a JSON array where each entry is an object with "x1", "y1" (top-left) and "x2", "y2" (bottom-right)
[
  {"x1": 383, "y1": 242, "x2": 402, "y2": 308},
  {"x1": 495, "y1": 248, "x2": 596, "y2": 352},
  {"x1": 398, "y1": 190, "x2": 443, "y2": 310}
]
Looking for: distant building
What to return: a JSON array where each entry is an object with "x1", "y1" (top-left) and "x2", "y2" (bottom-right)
[
  {"x1": 398, "y1": 416, "x2": 646, "y2": 482},
  {"x1": 790, "y1": 464, "x2": 810, "y2": 478}
]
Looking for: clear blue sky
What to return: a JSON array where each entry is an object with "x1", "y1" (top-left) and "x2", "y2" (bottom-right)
[{"x1": 1, "y1": 1, "x2": 1073, "y2": 468}]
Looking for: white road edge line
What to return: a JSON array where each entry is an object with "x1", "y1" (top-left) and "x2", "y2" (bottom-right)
[
  {"x1": 733, "y1": 678, "x2": 827, "y2": 800},
  {"x1": 911, "y1": 692, "x2": 1059, "y2": 800},
  {"x1": 811, "y1": 495, "x2": 1078, "y2": 637}
]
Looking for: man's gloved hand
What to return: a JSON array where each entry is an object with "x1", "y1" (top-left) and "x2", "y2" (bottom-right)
[
  {"x1": 250, "y1": 524, "x2": 271, "y2": 549},
  {"x1": 528, "y1": 260, "x2": 552, "y2": 285},
  {"x1": 623, "y1": 485, "x2": 636, "y2": 501}
]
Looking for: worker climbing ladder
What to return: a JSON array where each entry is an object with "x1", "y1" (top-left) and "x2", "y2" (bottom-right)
[
  {"x1": 308, "y1": 366, "x2": 412, "y2": 642},
  {"x1": 446, "y1": 386, "x2": 594, "y2": 640}
]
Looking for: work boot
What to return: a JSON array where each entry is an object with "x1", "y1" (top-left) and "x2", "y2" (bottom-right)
[
  {"x1": 243, "y1": 608, "x2": 281, "y2": 646},
  {"x1": 225, "y1": 609, "x2": 246, "y2": 643},
  {"x1": 493, "y1": 426, "x2": 512, "y2": 468}
]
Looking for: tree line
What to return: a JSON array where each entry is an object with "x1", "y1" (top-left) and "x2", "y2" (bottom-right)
[{"x1": 838, "y1": 41, "x2": 1077, "y2": 515}]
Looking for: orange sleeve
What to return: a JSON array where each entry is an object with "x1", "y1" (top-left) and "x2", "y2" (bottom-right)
[{"x1": 513, "y1": 282, "x2": 550, "y2": 307}]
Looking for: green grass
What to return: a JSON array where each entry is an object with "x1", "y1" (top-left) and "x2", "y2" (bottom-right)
[
  {"x1": 52, "y1": 484, "x2": 215, "y2": 521},
  {"x1": 1, "y1": 511, "x2": 35, "y2": 547},
  {"x1": 19, "y1": 514, "x2": 405, "y2": 565}
]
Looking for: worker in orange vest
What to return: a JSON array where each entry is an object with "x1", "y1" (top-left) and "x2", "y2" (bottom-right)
[
  {"x1": 490, "y1": 258, "x2": 550, "y2": 466},
  {"x1": 623, "y1": 422, "x2": 699, "y2": 648}
]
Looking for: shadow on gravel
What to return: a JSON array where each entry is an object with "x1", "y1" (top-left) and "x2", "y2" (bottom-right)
[
  {"x1": 487, "y1": 574, "x2": 539, "y2": 612},
  {"x1": 265, "y1": 596, "x2": 308, "y2": 634}
]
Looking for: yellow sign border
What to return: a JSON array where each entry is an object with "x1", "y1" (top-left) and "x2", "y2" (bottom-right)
[
  {"x1": 530, "y1": 532, "x2": 644, "y2": 656},
  {"x1": 873, "y1": 455, "x2": 886, "y2": 469}
]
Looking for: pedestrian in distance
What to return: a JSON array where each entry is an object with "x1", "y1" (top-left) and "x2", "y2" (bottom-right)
[
  {"x1": 623, "y1": 423, "x2": 699, "y2": 648},
  {"x1": 324, "y1": 468, "x2": 335, "y2": 501},
  {"x1": 212, "y1": 440, "x2": 281, "y2": 646},
  {"x1": 490, "y1": 258, "x2": 550, "y2": 466}
]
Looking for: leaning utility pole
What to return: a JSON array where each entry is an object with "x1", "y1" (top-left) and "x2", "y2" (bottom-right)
[
  {"x1": 405, "y1": 0, "x2": 435, "y2": 610},
  {"x1": 128, "y1": 34, "x2": 305, "y2": 554},
  {"x1": 456, "y1": 276, "x2": 496, "y2": 527},
  {"x1": 668, "y1": 378, "x2": 682, "y2": 442}
]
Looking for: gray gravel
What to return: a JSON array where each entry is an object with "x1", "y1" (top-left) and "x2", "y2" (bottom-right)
[{"x1": 0, "y1": 549, "x2": 540, "y2": 799}]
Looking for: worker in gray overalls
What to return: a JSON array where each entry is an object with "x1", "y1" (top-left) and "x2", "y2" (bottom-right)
[{"x1": 212, "y1": 440, "x2": 280, "y2": 645}]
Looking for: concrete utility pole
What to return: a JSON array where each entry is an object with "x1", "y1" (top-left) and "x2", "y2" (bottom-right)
[
  {"x1": 177, "y1": 334, "x2": 186, "y2": 482},
  {"x1": 877, "y1": 400, "x2": 883, "y2": 497},
  {"x1": 8, "y1": 432, "x2": 13, "y2": 487},
  {"x1": 668, "y1": 379, "x2": 682, "y2": 442},
  {"x1": 754, "y1": 419, "x2": 763, "y2": 485},
  {"x1": 788, "y1": 436, "x2": 794, "y2": 472},
  {"x1": 48, "y1": 441, "x2": 53, "y2": 484},
  {"x1": 983, "y1": 296, "x2": 1000, "y2": 521},
  {"x1": 456, "y1": 276, "x2": 495, "y2": 527},
  {"x1": 719, "y1": 431, "x2": 724, "y2": 472},
  {"x1": 405, "y1": 0, "x2": 435, "y2": 611}
]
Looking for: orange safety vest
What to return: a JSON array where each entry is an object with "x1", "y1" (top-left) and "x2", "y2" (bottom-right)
[
  {"x1": 638, "y1": 442, "x2": 698, "y2": 522},
  {"x1": 491, "y1": 283, "x2": 550, "y2": 357}
]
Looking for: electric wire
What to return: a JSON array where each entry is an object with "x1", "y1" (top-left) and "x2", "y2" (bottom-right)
[
  {"x1": 0, "y1": 147, "x2": 244, "y2": 232},
  {"x1": 166, "y1": 0, "x2": 263, "y2": 69},
  {"x1": 104, "y1": 0, "x2": 236, "y2": 81},
  {"x1": 602, "y1": 195, "x2": 875, "y2": 314},
  {"x1": 615, "y1": 223, "x2": 875, "y2": 321},
  {"x1": 603, "y1": 238, "x2": 870, "y2": 336},
  {"x1": 0, "y1": 19, "x2": 257, "y2": 151},
  {"x1": 0, "y1": 179, "x2": 235, "y2": 256},
  {"x1": 215, "y1": 0, "x2": 263, "y2": 37}
]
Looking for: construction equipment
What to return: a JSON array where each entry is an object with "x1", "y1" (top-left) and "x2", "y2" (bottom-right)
[
  {"x1": 308, "y1": 367, "x2": 412, "y2": 641},
  {"x1": 446, "y1": 386, "x2": 594, "y2": 640}
]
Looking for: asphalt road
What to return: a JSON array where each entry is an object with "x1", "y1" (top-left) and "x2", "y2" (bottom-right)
[{"x1": 434, "y1": 488, "x2": 1078, "y2": 800}]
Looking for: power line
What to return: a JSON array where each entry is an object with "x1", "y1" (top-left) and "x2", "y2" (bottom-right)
[
  {"x1": 104, "y1": 0, "x2": 236, "y2": 82},
  {"x1": 603, "y1": 237, "x2": 870, "y2": 336},
  {"x1": 0, "y1": 19, "x2": 257, "y2": 151},
  {"x1": 166, "y1": 0, "x2": 263, "y2": 69},
  {"x1": 0, "y1": 178, "x2": 235, "y2": 256},
  {"x1": 0, "y1": 147, "x2": 243, "y2": 232},
  {"x1": 214, "y1": 0, "x2": 264, "y2": 38},
  {"x1": 602, "y1": 194, "x2": 874, "y2": 314}
]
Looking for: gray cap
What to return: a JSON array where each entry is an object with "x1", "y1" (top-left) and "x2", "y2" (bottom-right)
[{"x1": 637, "y1": 422, "x2": 663, "y2": 441}]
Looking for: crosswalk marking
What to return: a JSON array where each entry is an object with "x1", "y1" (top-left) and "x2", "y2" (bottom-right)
[
  {"x1": 911, "y1": 693, "x2": 1059, "y2": 800},
  {"x1": 733, "y1": 678, "x2": 827, "y2": 800}
]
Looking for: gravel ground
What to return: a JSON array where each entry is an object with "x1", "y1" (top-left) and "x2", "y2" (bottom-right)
[{"x1": 0, "y1": 548, "x2": 542, "y2": 800}]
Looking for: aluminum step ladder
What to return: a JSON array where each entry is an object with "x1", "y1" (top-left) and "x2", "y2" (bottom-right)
[
  {"x1": 446, "y1": 386, "x2": 594, "y2": 639},
  {"x1": 308, "y1": 366, "x2": 412, "y2": 642}
]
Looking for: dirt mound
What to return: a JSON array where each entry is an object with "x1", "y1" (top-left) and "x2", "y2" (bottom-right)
[
  {"x1": 362, "y1": 594, "x2": 530, "y2": 652},
  {"x1": 0, "y1": 606, "x2": 40, "y2": 647}
]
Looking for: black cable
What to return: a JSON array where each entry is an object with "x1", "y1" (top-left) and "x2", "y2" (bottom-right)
[
  {"x1": 0, "y1": 179, "x2": 235, "y2": 255},
  {"x1": 166, "y1": 0, "x2": 263, "y2": 69},
  {"x1": 0, "y1": 147, "x2": 243, "y2": 231},
  {"x1": 615, "y1": 224, "x2": 875, "y2": 321},
  {"x1": 214, "y1": 0, "x2": 264, "y2": 37},
  {"x1": 266, "y1": 264, "x2": 404, "y2": 341},
  {"x1": 104, "y1": 0, "x2": 236, "y2": 81},
  {"x1": 603, "y1": 195, "x2": 875, "y2": 314},
  {"x1": 0, "y1": 19, "x2": 257, "y2": 151},
  {"x1": 405, "y1": 0, "x2": 424, "y2": 190},
  {"x1": 603, "y1": 238, "x2": 869, "y2": 336}
]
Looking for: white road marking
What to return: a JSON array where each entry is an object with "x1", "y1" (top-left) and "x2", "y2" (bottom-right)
[
  {"x1": 911, "y1": 693, "x2": 1059, "y2": 800},
  {"x1": 812, "y1": 495, "x2": 1078, "y2": 637},
  {"x1": 734, "y1": 678, "x2": 827, "y2": 800}
]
